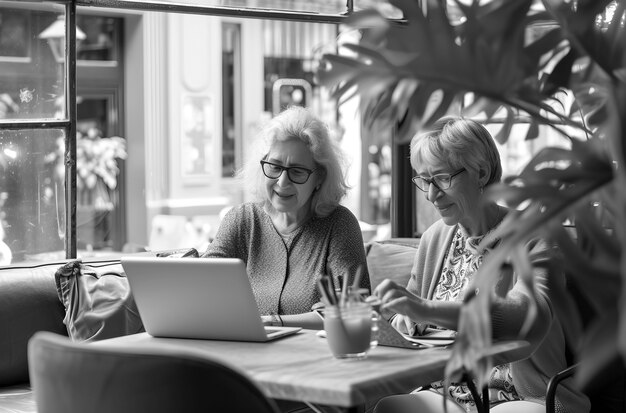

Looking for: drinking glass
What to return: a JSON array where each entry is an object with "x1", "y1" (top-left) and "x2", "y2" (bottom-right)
[{"x1": 323, "y1": 302, "x2": 372, "y2": 359}]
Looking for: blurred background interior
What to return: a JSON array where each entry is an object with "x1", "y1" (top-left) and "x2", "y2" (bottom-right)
[{"x1": 0, "y1": 0, "x2": 590, "y2": 264}]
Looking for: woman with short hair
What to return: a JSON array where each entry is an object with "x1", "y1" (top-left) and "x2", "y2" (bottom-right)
[{"x1": 372, "y1": 116, "x2": 589, "y2": 413}]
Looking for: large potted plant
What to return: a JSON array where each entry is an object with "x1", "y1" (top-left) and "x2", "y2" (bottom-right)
[
  {"x1": 48, "y1": 128, "x2": 127, "y2": 248},
  {"x1": 318, "y1": 0, "x2": 624, "y2": 398}
]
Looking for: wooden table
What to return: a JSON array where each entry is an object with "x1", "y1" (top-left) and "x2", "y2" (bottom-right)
[{"x1": 97, "y1": 330, "x2": 528, "y2": 412}]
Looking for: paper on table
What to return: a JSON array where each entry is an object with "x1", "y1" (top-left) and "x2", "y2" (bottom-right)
[
  {"x1": 400, "y1": 327, "x2": 456, "y2": 346},
  {"x1": 377, "y1": 318, "x2": 456, "y2": 348}
]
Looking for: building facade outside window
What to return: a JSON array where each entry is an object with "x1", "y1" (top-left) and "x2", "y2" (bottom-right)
[{"x1": 0, "y1": 0, "x2": 570, "y2": 265}]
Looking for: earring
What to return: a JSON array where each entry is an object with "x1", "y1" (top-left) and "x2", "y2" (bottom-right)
[{"x1": 479, "y1": 186, "x2": 484, "y2": 195}]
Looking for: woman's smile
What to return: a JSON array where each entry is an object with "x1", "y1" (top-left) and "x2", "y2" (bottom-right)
[
  {"x1": 435, "y1": 203, "x2": 454, "y2": 213},
  {"x1": 274, "y1": 190, "x2": 295, "y2": 199}
]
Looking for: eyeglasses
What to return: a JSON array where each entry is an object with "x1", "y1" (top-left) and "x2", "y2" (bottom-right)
[
  {"x1": 260, "y1": 160, "x2": 316, "y2": 184},
  {"x1": 412, "y1": 168, "x2": 466, "y2": 192}
]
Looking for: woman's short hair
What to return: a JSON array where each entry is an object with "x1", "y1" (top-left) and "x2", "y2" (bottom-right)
[
  {"x1": 409, "y1": 116, "x2": 502, "y2": 187},
  {"x1": 239, "y1": 106, "x2": 348, "y2": 217}
]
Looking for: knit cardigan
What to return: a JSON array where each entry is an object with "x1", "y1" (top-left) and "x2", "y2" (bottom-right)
[
  {"x1": 393, "y1": 219, "x2": 590, "y2": 413},
  {"x1": 202, "y1": 202, "x2": 370, "y2": 315}
]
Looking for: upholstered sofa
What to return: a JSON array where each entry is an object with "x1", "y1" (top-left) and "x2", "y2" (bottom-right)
[
  {"x1": 0, "y1": 256, "x2": 138, "y2": 413},
  {"x1": 0, "y1": 239, "x2": 420, "y2": 412}
]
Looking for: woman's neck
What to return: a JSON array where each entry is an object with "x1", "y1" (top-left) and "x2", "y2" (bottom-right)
[
  {"x1": 463, "y1": 203, "x2": 506, "y2": 237},
  {"x1": 266, "y1": 207, "x2": 312, "y2": 235}
]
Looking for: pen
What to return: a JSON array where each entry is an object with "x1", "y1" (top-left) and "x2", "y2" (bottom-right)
[{"x1": 316, "y1": 277, "x2": 333, "y2": 305}]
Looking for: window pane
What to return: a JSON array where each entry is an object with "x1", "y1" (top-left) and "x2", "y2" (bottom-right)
[
  {"x1": 0, "y1": 129, "x2": 65, "y2": 264},
  {"x1": 76, "y1": 97, "x2": 125, "y2": 251},
  {"x1": 0, "y1": 1, "x2": 66, "y2": 120},
  {"x1": 0, "y1": 9, "x2": 30, "y2": 58},
  {"x1": 262, "y1": 21, "x2": 337, "y2": 114},
  {"x1": 486, "y1": 122, "x2": 575, "y2": 178},
  {"x1": 221, "y1": 23, "x2": 238, "y2": 177},
  {"x1": 141, "y1": 14, "x2": 390, "y2": 253},
  {"x1": 96, "y1": 0, "x2": 403, "y2": 17},
  {"x1": 364, "y1": 139, "x2": 392, "y2": 225},
  {"x1": 76, "y1": 15, "x2": 120, "y2": 62},
  {"x1": 2, "y1": 6, "x2": 398, "y2": 262},
  {"x1": 117, "y1": 0, "x2": 348, "y2": 14}
]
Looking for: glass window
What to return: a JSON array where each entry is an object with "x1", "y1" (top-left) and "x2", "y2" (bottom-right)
[
  {"x1": 76, "y1": 15, "x2": 120, "y2": 62},
  {"x1": 0, "y1": 9, "x2": 31, "y2": 59},
  {"x1": 0, "y1": 2, "x2": 65, "y2": 120},
  {"x1": 106, "y1": 0, "x2": 349, "y2": 15},
  {"x1": 75, "y1": 96, "x2": 125, "y2": 250},
  {"x1": 262, "y1": 21, "x2": 337, "y2": 116},
  {"x1": 221, "y1": 23, "x2": 239, "y2": 178},
  {"x1": 1, "y1": 0, "x2": 402, "y2": 264},
  {"x1": 0, "y1": 129, "x2": 65, "y2": 264},
  {"x1": 91, "y1": 0, "x2": 404, "y2": 19}
]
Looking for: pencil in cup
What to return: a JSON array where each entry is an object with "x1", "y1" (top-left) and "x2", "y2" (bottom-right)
[
  {"x1": 315, "y1": 274, "x2": 378, "y2": 350},
  {"x1": 316, "y1": 275, "x2": 337, "y2": 306}
]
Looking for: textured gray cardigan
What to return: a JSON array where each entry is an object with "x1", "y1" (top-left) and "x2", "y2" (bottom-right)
[
  {"x1": 393, "y1": 219, "x2": 590, "y2": 413},
  {"x1": 202, "y1": 202, "x2": 370, "y2": 315}
]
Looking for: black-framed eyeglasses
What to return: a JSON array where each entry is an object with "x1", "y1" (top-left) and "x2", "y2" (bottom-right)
[
  {"x1": 412, "y1": 168, "x2": 466, "y2": 192},
  {"x1": 260, "y1": 160, "x2": 316, "y2": 184}
]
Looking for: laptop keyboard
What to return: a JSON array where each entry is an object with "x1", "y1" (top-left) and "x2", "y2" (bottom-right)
[{"x1": 264, "y1": 327, "x2": 283, "y2": 333}]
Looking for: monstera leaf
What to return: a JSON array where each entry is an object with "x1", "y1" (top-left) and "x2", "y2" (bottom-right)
[
  {"x1": 318, "y1": 0, "x2": 589, "y2": 144},
  {"x1": 318, "y1": 0, "x2": 626, "y2": 393}
]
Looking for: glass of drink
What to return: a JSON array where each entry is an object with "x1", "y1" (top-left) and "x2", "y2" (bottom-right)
[{"x1": 323, "y1": 302, "x2": 373, "y2": 359}]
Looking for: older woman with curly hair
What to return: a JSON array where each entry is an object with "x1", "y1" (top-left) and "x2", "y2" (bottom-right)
[{"x1": 203, "y1": 106, "x2": 369, "y2": 330}]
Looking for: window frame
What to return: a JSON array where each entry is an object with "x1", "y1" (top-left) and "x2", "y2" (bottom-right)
[
  {"x1": 0, "y1": 0, "x2": 409, "y2": 260},
  {"x1": 0, "y1": 0, "x2": 79, "y2": 258},
  {"x1": 76, "y1": 0, "x2": 360, "y2": 23}
]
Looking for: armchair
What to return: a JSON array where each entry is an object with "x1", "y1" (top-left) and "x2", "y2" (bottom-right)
[
  {"x1": 28, "y1": 331, "x2": 280, "y2": 413},
  {"x1": 546, "y1": 364, "x2": 578, "y2": 413}
]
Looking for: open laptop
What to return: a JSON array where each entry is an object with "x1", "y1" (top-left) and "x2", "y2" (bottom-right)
[{"x1": 121, "y1": 256, "x2": 301, "y2": 342}]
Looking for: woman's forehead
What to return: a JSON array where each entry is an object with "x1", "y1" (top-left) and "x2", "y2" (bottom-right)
[
  {"x1": 414, "y1": 148, "x2": 455, "y2": 174},
  {"x1": 266, "y1": 139, "x2": 314, "y2": 164}
]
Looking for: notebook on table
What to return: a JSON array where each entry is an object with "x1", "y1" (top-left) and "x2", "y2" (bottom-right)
[
  {"x1": 377, "y1": 316, "x2": 456, "y2": 349},
  {"x1": 121, "y1": 256, "x2": 301, "y2": 342}
]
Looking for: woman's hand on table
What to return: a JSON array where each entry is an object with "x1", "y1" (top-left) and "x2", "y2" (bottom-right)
[
  {"x1": 372, "y1": 279, "x2": 430, "y2": 322},
  {"x1": 262, "y1": 312, "x2": 324, "y2": 330},
  {"x1": 261, "y1": 314, "x2": 283, "y2": 326},
  {"x1": 373, "y1": 279, "x2": 463, "y2": 331}
]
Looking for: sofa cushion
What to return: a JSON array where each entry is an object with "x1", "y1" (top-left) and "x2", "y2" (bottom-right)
[
  {"x1": 0, "y1": 262, "x2": 68, "y2": 387},
  {"x1": 366, "y1": 238, "x2": 419, "y2": 291}
]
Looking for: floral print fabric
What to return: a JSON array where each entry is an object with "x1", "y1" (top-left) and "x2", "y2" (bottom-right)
[{"x1": 429, "y1": 227, "x2": 520, "y2": 412}]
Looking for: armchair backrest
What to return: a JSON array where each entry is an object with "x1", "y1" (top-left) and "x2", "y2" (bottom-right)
[
  {"x1": 365, "y1": 238, "x2": 419, "y2": 291},
  {"x1": 28, "y1": 331, "x2": 280, "y2": 413}
]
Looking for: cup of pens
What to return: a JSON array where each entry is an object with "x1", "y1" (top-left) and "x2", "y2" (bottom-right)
[
  {"x1": 317, "y1": 269, "x2": 373, "y2": 359},
  {"x1": 323, "y1": 301, "x2": 372, "y2": 359}
]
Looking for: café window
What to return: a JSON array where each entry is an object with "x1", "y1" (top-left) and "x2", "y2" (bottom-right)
[
  {"x1": 1, "y1": 0, "x2": 584, "y2": 264},
  {"x1": 76, "y1": 15, "x2": 119, "y2": 62},
  {"x1": 0, "y1": 1, "x2": 125, "y2": 262},
  {"x1": 221, "y1": 23, "x2": 239, "y2": 178},
  {"x1": 0, "y1": 9, "x2": 31, "y2": 60},
  {"x1": 1, "y1": 0, "x2": 399, "y2": 264}
]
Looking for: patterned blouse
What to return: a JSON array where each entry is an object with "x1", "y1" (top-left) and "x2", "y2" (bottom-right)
[
  {"x1": 202, "y1": 202, "x2": 370, "y2": 315},
  {"x1": 429, "y1": 226, "x2": 521, "y2": 411}
]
